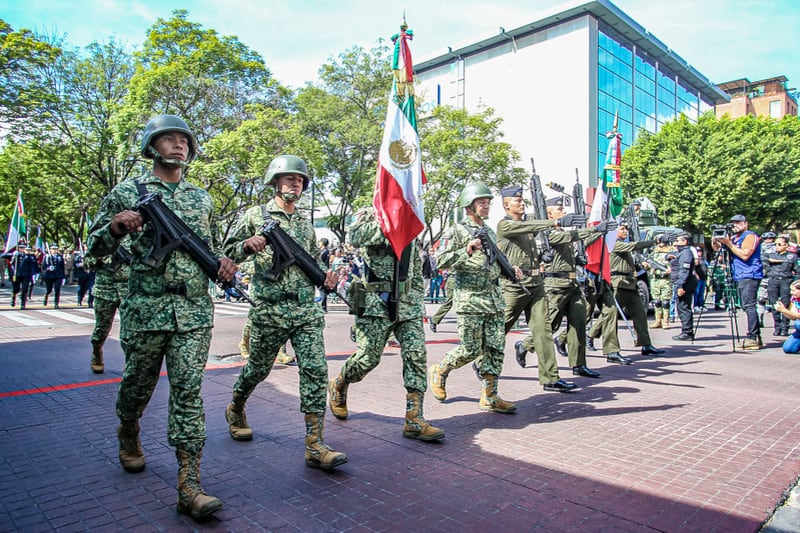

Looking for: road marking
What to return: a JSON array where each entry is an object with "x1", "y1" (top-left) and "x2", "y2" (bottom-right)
[
  {"x1": 39, "y1": 310, "x2": 96, "y2": 324},
  {"x1": 3, "y1": 312, "x2": 54, "y2": 326}
]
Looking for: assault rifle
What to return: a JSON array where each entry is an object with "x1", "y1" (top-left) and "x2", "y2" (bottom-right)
[
  {"x1": 529, "y1": 158, "x2": 554, "y2": 264},
  {"x1": 134, "y1": 192, "x2": 256, "y2": 306},
  {"x1": 110, "y1": 246, "x2": 133, "y2": 268},
  {"x1": 258, "y1": 218, "x2": 350, "y2": 308},
  {"x1": 572, "y1": 169, "x2": 589, "y2": 267},
  {"x1": 468, "y1": 225, "x2": 530, "y2": 295},
  {"x1": 641, "y1": 253, "x2": 668, "y2": 272}
]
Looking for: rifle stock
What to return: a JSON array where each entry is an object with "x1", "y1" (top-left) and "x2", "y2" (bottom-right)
[
  {"x1": 258, "y1": 218, "x2": 351, "y2": 309},
  {"x1": 529, "y1": 158, "x2": 554, "y2": 263},
  {"x1": 470, "y1": 225, "x2": 530, "y2": 295},
  {"x1": 134, "y1": 192, "x2": 256, "y2": 306},
  {"x1": 572, "y1": 169, "x2": 589, "y2": 266}
]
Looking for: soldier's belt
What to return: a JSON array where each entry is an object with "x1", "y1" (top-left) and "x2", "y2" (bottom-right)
[
  {"x1": 364, "y1": 280, "x2": 409, "y2": 294},
  {"x1": 129, "y1": 277, "x2": 205, "y2": 298},
  {"x1": 610, "y1": 271, "x2": 635, "y2": 278},
  {"x1": 544, "y1": 272, "x2": 576, "y2": 279}
]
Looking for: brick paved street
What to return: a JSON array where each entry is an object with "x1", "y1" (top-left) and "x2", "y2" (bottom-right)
[{"x1": 0, "y1": 283, "x2": 799, "y2": 531}]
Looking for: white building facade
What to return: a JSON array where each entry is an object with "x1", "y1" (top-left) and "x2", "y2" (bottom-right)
[{"x1": 414, "y1": 0, "x2": 728, "y2": 199}]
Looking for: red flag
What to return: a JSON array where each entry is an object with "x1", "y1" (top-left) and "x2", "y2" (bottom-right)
[{"x1": 372, "y1": 21, "x2": 425, "y2": 258}]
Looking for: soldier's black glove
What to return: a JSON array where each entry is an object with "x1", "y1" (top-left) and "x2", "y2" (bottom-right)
[
  {"x1": 595, "y1": 220, "x2": 618, "y2": 233},
  {"x1": 558, "y1": 213, "x2": 586, "y2": 227}
]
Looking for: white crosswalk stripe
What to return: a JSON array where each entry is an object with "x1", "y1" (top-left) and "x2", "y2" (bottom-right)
[
  {"x1": 39, "y1": 310, "x2": 96, "y2": 324},
  {"x1": 4, "y1": 312, "x2": 54, "y2": 326}
]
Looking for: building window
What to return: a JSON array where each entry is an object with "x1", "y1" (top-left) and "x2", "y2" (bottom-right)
[{"x1": 769, "y1": 100, "x2": 781, "y2": 118}]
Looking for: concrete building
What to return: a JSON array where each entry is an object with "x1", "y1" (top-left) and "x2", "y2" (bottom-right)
[
  {"x1": 715, "y1": 76, "x2": 798, "y2": 119},
  {"x1": 414, "y1": 0, "x2": 729, "y2": 195}
]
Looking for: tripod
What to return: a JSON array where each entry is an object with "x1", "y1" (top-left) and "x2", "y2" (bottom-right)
[{"x1": 693, "y1": 246, "x2": 740, "y2": 350}]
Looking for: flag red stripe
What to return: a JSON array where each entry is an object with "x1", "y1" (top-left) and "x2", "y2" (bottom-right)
[{"x1": 374, "y1": 166, "x2": 424, "y2": 256}]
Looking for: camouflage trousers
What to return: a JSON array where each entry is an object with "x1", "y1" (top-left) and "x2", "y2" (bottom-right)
[
  {"x1": 91, "y1": 295, "x2": 121, "y2": 347},
  {"x1": 343, "y1": 315, "x2": 427, "y2": 392},
  {"x1": 440, "y1": 312, "x2": 505, "y2": 376},
  {"x1": 233, "y1": 303, "x2": 328, "y2": 413},
  {"x1": 650, "y1": 277, "x2": 673, "y2": 305},
  {"x1": 118, "y1": 328, "x2": 211, "y2": 448}
]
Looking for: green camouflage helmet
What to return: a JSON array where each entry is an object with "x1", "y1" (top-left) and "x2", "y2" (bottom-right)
[
  {"x1": 458, "y1": 182, "x2": 493, "y2": 208},
  {"x1": 266, "y1": 154, "x2": 310, "y2": 191},
  {"x1": 140, "y1": 115, "x2": 198, "y2": 163}
]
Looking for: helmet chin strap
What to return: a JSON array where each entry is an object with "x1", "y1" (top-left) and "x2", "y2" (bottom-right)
[
  {"x1": 147, "y1": 146, "x2": 187, "y2": 168},
  {"x1": 279, "y1": 192, "x2": 299, "y2": 203}
]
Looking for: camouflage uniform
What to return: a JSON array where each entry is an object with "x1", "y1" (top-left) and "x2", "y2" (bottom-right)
[
  {"x1": 328, "y1": 208, "x2": 443, "y2": 441},
  {"x1": 85, "y1": 245, "x2": 131, "y2": 373},
  {"x1": 87, "y1": 174, "x2": 221, "y2": 450},
  {"x1": 648, "y1": 242, "x2": 675, "y2": 328},
  {"x1": 225, "y1": 199, "x2": 328, "y2": 413}
]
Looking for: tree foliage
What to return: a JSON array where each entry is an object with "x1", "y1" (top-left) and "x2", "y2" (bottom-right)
[
  {"x1": 294, "y1": 44, "x2": 391, "y2": 244},
  {"x1": 419, "y1": 105, "x2": 526, "y2": 244},
  {"x1": 623, "y1": 113, "x2": 800, "y2": 236}
]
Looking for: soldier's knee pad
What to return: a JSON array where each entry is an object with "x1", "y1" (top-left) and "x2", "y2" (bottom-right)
[
  {"x1": 758, "y1": 296, "x2": 768, "y2": 306},
  {"x1": 653, "y1": 300, "x2": 662, "y2": 308}
]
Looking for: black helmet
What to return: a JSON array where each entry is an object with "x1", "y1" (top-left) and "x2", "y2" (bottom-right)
[
  {"x1": 140, "y1": 115, "x2": 198, "y2": 164},
  {"x1": 266, "y1": 155, "x2": 310, "y2": 191}
]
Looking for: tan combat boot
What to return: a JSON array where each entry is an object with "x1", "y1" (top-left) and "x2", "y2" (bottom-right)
[
  {"x1": 275, "y1": 345, "x2": 295, "y2": 365},
  {"x1": 429, "y1": 363, "x2": 449, "y2": 401},
  {"x1": 176, "y1": 447, "x2": 222, "y2": 519},
  {"x1": 90, "y1": 343, "x2": 104, "y2": 374},
  {"x1": 328, "y1": 373, "x2": 349, "y2": 420},
  {"x1": 403, "y1": 391, "x2": 445, "y2": 441},
  {"x1": 304, "y1": 413, "x2": 348, "y2": 471},
  {"x1": 651, "y1": 309, "x2": 662, "y2": 329},
  {"x1": 225, "y1": 394, "x2": 253, "y2": 441},
  {"x1": 479, "y1": 374, "x2": 517, "y2": 414},
  {"x1": 662, "y1": 314, "x2": 671, "y2": 330},
  {"x1": 117, "y1": 420, "x2": 146, "y2": 473}
]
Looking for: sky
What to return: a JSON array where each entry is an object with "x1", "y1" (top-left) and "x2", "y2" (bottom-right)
[{"x1": 2, "y1": 0, "x2": 799, "y2": 93}]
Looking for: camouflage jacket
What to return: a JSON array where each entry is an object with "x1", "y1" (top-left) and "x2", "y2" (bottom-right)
[
  {"x1": 87, "y1": 175, "x2": 220, "y2": 332},
  {"x1": 225, "y1": 199, "x2": 321, "y2": 310},
  {"x1": 437, "y1": 218, "x2": 504, "y2": 315},
  {"x1": 347, "y1": 208, "x2": 424, "y2": 320},
  {"x1": 496, "y1": 215, "x2": 555, "y2": 287},
  {"x1": 648, "y1": 244, "x2": 675, "y2": 280}
]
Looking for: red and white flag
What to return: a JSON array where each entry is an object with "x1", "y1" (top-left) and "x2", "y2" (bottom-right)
[{"x1": 373, "y1": 21, "x2": 425, "y2": 258}]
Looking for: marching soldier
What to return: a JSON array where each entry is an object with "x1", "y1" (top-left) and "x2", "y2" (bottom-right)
[
  {"x1": 495, "y1": 187, "x2": 583, "y2": 392},
  {"x1": 42, "y1": 243, "x2": 66, "y2": 308},
  {"x1": 328, "y1": 207, "x2": 444, "y2": 442},
  {"x1": 428, "y1": 183, "x2": 519, "y2": 412},
  {"x1": 84, "y1": 239, "x2": 131, "y2": 374},
  {"x1": 544, "y1": 202, "x2": 614, "y2": 379},
  {"x1": 223, "y1": 154, "x2": 348, "y2": 471},
  {"x1": 608, "y1": 223, "x2": 665, "y2": 357},
  {"x1": 87, "y1": 115, "x2": 235, "y2": 519}
]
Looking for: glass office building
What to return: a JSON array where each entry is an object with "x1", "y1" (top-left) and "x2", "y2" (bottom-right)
[{"x1": 415, "y1": 0, "x2": 727, "y2": 190}]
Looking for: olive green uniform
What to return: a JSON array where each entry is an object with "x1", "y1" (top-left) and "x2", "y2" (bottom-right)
[
  {"x1": 225, "y1": 200, "x2": 328, "y2": 414},
  {"x1": 609, "y1": 240, "x2": 656, "y2": 347},
  {"x1": 87, "y1": 175, "x2": 221, "y2": 450},
  {"x1": 545, "y1": 229, "x2": 602, "y2": 368},
  {"x1": 495, "y1": 215, "x2": 558, "y2": 383},
  {"x1": 341, "y1": 208, "x2": 427, "y2": 392}
]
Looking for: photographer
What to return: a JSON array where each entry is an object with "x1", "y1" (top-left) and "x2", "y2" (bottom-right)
[
  {"x1": 712, "y1": 214, "x2": 763, "y2": 350},
  {"x1": 668, "y1": 233, "x2": 697, "y2": 341}
]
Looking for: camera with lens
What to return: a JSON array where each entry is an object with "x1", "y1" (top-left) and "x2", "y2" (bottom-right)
[{"x1": 711, "y1": 223, "x2": 734, "y2": 239}]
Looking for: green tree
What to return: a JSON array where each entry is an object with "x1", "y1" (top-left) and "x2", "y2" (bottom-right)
[
  {"x1": 419, "y1": 104, "x2": 526, "y2": 244},
  {"x1": 0, "y1": 20, "x2": 60, "y2": 127},
  {"x1": 295, "y1": 43, "x2": 391, "y2": 244},
  {"x1": 623, "y1": 113, "x2": 800, "y2": 236}
]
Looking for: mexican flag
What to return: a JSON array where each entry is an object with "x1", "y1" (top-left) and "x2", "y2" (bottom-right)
[
  {"x1": 372, "y1": 21, "x2": 425, "y2": 258},
  {"x1": 4, "y1": 190, "x2": 26, "y2": 253},
  {"x1": 585, "y1": 121, "x2": 624, "y2": 283}
]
